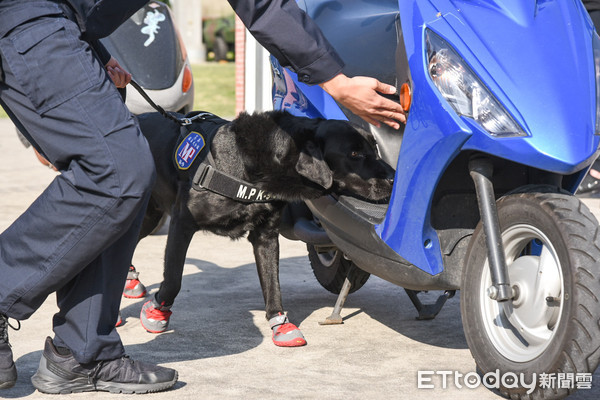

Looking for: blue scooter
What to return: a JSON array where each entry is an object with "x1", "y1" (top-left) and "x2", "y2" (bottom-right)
[{"x1": 273, "y1": 1, "x2": 600, "y2": 398}]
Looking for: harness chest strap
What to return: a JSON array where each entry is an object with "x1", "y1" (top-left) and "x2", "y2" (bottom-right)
[
  {"x1": 172, "y1": 113, "x2": 277, "y2": 203},
  {"x1": 191, "y1": 162, "x2": 277, "y2": 203}
]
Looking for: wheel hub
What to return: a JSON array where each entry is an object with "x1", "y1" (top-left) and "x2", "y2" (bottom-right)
[{"x1": 480, "y1": 225, "x2": 563, "y2": 362}]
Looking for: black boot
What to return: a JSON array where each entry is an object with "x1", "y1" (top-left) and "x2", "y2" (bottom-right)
[
  {"x1": 0, "y1": 314, "x2": 18, "y2": 389},
  {"x1": 31, "y1": 337, "x2": 178, "y2": 394}
]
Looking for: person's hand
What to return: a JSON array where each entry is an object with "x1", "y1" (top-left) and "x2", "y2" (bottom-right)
[
  {"x1": 105, "y1": 57, "x2": 132, "y2": 88},
  {"x1": 320, "y1": 74, "x2": 406, "y2": 129}
]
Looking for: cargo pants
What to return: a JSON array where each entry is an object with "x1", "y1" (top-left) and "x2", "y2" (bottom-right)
[{"x1": 0, "y1": 1, "x2": 155, "y2": 364}]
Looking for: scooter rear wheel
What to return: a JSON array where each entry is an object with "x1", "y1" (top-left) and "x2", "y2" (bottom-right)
[
  {"x1": 307, "y1": 245, "x2": 370, "y2": 294},
  {"x1": 461, "y1": 191, "x2": 600, "y2": 399}
]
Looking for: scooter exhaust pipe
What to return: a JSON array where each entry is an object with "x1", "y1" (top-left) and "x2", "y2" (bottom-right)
[{"x1": 469, "y1": 156, "x2": 513, "y2": 302}]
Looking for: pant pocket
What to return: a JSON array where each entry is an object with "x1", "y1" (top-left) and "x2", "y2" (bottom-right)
[{"x1": 0, "y1": 16, "x2": 102, "y2": 114}]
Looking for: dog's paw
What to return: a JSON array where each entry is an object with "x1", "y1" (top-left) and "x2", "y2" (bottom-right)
[
  {"x1": 269, "y1": 313, "x2": 307, "y2": 347},
  {"x1": 140, "y1": 299, "x2": 172, "y2": 334},
  {"x1": 123, "y1": 265, "x2": 147, "y2": 299}
]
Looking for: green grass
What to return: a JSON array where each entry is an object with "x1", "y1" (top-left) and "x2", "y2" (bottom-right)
[
  {"x1": 191, "y1": 62, "x2": 235, "y2": 116},
  {"x1": 0, "y1": 62, "x2": 236, "y2": 118}
]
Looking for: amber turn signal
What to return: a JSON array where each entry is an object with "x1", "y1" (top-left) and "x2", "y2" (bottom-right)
[
  {"x1": 400, "y1": 82, "x2": 411, "y2": 112},
  {"x1": 182, "y1": 64, "x2": 193, "y2": 93}
]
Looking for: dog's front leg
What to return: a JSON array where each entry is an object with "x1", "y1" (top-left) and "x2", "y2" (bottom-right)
[
  {"x1": 247, "y1": 227, "x2": 306, "y2": 347},
  {"x1": 157, "y1": 210, "x2": 197, "y2": 306},
  {"x1": 247, "y1": 228, "x2": 282, "y2": 320},
  {"x1": 140, "y1": 203, "x2": 197, "y2": 334}
]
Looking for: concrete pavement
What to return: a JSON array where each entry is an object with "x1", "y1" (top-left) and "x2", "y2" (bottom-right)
[{"x1": 0, "y1": 117, "x2": 599, "y2": 400}]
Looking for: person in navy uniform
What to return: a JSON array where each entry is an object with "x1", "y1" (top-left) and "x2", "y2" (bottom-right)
[
  {"x1": 0, "y1": 0, "x2": 177, "y2": 393},
  {"x1": 0, "y1": 0, "x2": 404, "y2": 393}
]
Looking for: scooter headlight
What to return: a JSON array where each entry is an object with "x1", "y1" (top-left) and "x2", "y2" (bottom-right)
[
  {"x1": 593, "y1": 32, "x2": 600, "y2": 135},
  {"x1": 426, "y1": 29, "x2": 526, "y2": 137}
]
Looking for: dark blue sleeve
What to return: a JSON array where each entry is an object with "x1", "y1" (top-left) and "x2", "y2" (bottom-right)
[
  {"x1": 228, "y1": 0, "x2": 344, "y2": 85},
  {"x1": 64, "y1": 0, "x2": 148, "y2": 41}
]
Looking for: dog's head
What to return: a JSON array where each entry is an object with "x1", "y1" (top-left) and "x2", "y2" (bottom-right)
[{"x1": 295, "y1": 119, "x2": 395, "y2": 201}]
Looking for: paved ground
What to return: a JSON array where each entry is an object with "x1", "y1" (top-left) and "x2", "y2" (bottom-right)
[{"x1": 0, "y1": 117, "x2": 599, "y2": 400}]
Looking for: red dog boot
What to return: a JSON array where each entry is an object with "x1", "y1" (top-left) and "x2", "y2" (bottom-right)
[
  {"x1": 123, "y1": 265, "x2": 147, "y2": 299},
  {"x1": 115, "y1": 311, "x2": 124, "y2": 328},
  {"x1": 140, "y1": 298, "x2": 172, "y2": 334},
  {"x1": 269, "y1": 313, "x2": 306, "y2": 347}
]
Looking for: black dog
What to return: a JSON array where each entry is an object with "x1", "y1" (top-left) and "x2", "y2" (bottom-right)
[{"x1": 134, "y1": 110, "x2": 394, "y2": 346}]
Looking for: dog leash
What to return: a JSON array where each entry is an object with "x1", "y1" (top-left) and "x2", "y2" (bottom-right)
[{"x1": 129, "y1": 80, "x2": 207, "y2": 126}]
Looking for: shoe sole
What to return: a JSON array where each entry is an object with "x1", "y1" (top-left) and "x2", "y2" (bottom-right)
[
  {"x1": 0, "y1": 365, "x2": 17, "y2": 389},
  {"x1": 31, "y1": 356, "x2": 177, "y2": 394},
  {"x1": 0, "y1": 381, "x2": 16, "y2": 390}
]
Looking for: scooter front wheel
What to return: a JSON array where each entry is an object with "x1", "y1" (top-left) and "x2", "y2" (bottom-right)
[{"x1": 461, "y1": 191, "x2": 600, "y2": 399}]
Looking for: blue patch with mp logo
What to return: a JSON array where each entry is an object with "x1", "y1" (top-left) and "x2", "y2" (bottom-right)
[{"x1": 175, "y1": 131, "x2": 205, "y2": 170}]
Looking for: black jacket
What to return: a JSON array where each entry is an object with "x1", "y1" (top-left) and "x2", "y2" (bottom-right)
[
  {"x1": 0, "y1": 0, "x2": 146, "y2": 41},
  {"x1": 228, "y1": 0, "x2": 344, "y2": 85},
  {"x1": 61, "y1": 0, "x2": 148, "y2": 41},
  {"x1": 0, "y1": 0, "x2": 147, "y2": 66},
  {"x1": 1, "y1": 0, "x2": 343, "y2": 85},
  {"x1": 57, "y1": 0, "x2": 148, "y2": 65}
]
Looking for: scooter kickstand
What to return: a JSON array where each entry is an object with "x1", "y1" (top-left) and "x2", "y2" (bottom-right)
[
  {"x1": 404, "y1": 289, "x2": 456, "y2": 320},
  {"x1": 319, "y1": 265, "x2": 356, "y2": 325}
]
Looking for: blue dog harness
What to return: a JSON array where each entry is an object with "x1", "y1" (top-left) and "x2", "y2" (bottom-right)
[
  {"x1": 129, "y1": 80, "x2": 279, "y2": 203},
  {"x1": 173, "y1": 112, "x2": 278, "y2": 203}
]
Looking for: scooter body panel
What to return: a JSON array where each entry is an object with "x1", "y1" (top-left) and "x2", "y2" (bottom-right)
[
  {"x1": 421, "y1": 0, "x2": 598, "y2": 172},
  {"x1": 271, "y1": 0, "x2": 600, "y2": 278}
]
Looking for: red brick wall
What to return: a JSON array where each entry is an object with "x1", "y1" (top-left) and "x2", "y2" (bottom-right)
[{"x1": 234, "y1": 16, "x2": 245, "y2": 115}]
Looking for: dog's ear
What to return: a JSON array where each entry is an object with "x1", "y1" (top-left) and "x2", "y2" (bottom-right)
[{"x1": 295, "y1": 140, "x2": 333, "y2": 189}]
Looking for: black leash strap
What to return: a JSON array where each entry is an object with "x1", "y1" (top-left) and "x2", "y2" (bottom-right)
[{"x1": 129, "y1": 80, "x2": 185, "y2": 126}]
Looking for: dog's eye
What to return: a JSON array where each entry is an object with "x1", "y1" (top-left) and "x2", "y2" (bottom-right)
[{"x1": 350, "y1": 151, "x2": 365, "y2": 159}]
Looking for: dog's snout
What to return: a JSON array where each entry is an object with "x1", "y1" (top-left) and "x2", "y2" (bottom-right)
[{"x1": 381, "y1": 164, "x2": 395, "y2": 181}]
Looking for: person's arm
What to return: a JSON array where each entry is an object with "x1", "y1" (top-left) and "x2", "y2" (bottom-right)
[
  {"x1": 320, "y1": 74, "x2": 405, "y2": 129},
  {"x1": 228, "y1": 0, "x2": 405, "y2": 128},
  {"x1": 228, "y1": 0, "x2": 343, "y2": 85}
]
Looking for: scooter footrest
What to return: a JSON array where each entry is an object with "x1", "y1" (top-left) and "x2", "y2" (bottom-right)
[
  {"x1": 404, "y1": 289, "x2": 456, "y2": 320},
  {"x1": 338, "y1": 196, "x2": 389, "y2": 222}
]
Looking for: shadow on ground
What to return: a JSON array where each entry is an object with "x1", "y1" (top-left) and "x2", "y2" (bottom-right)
[
  {"x1": 6, "y1": 255, "x2": 468, "y2": 399},
  {"x1": 116, "y1": 254, "x2": 468, "y2": 365}
]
